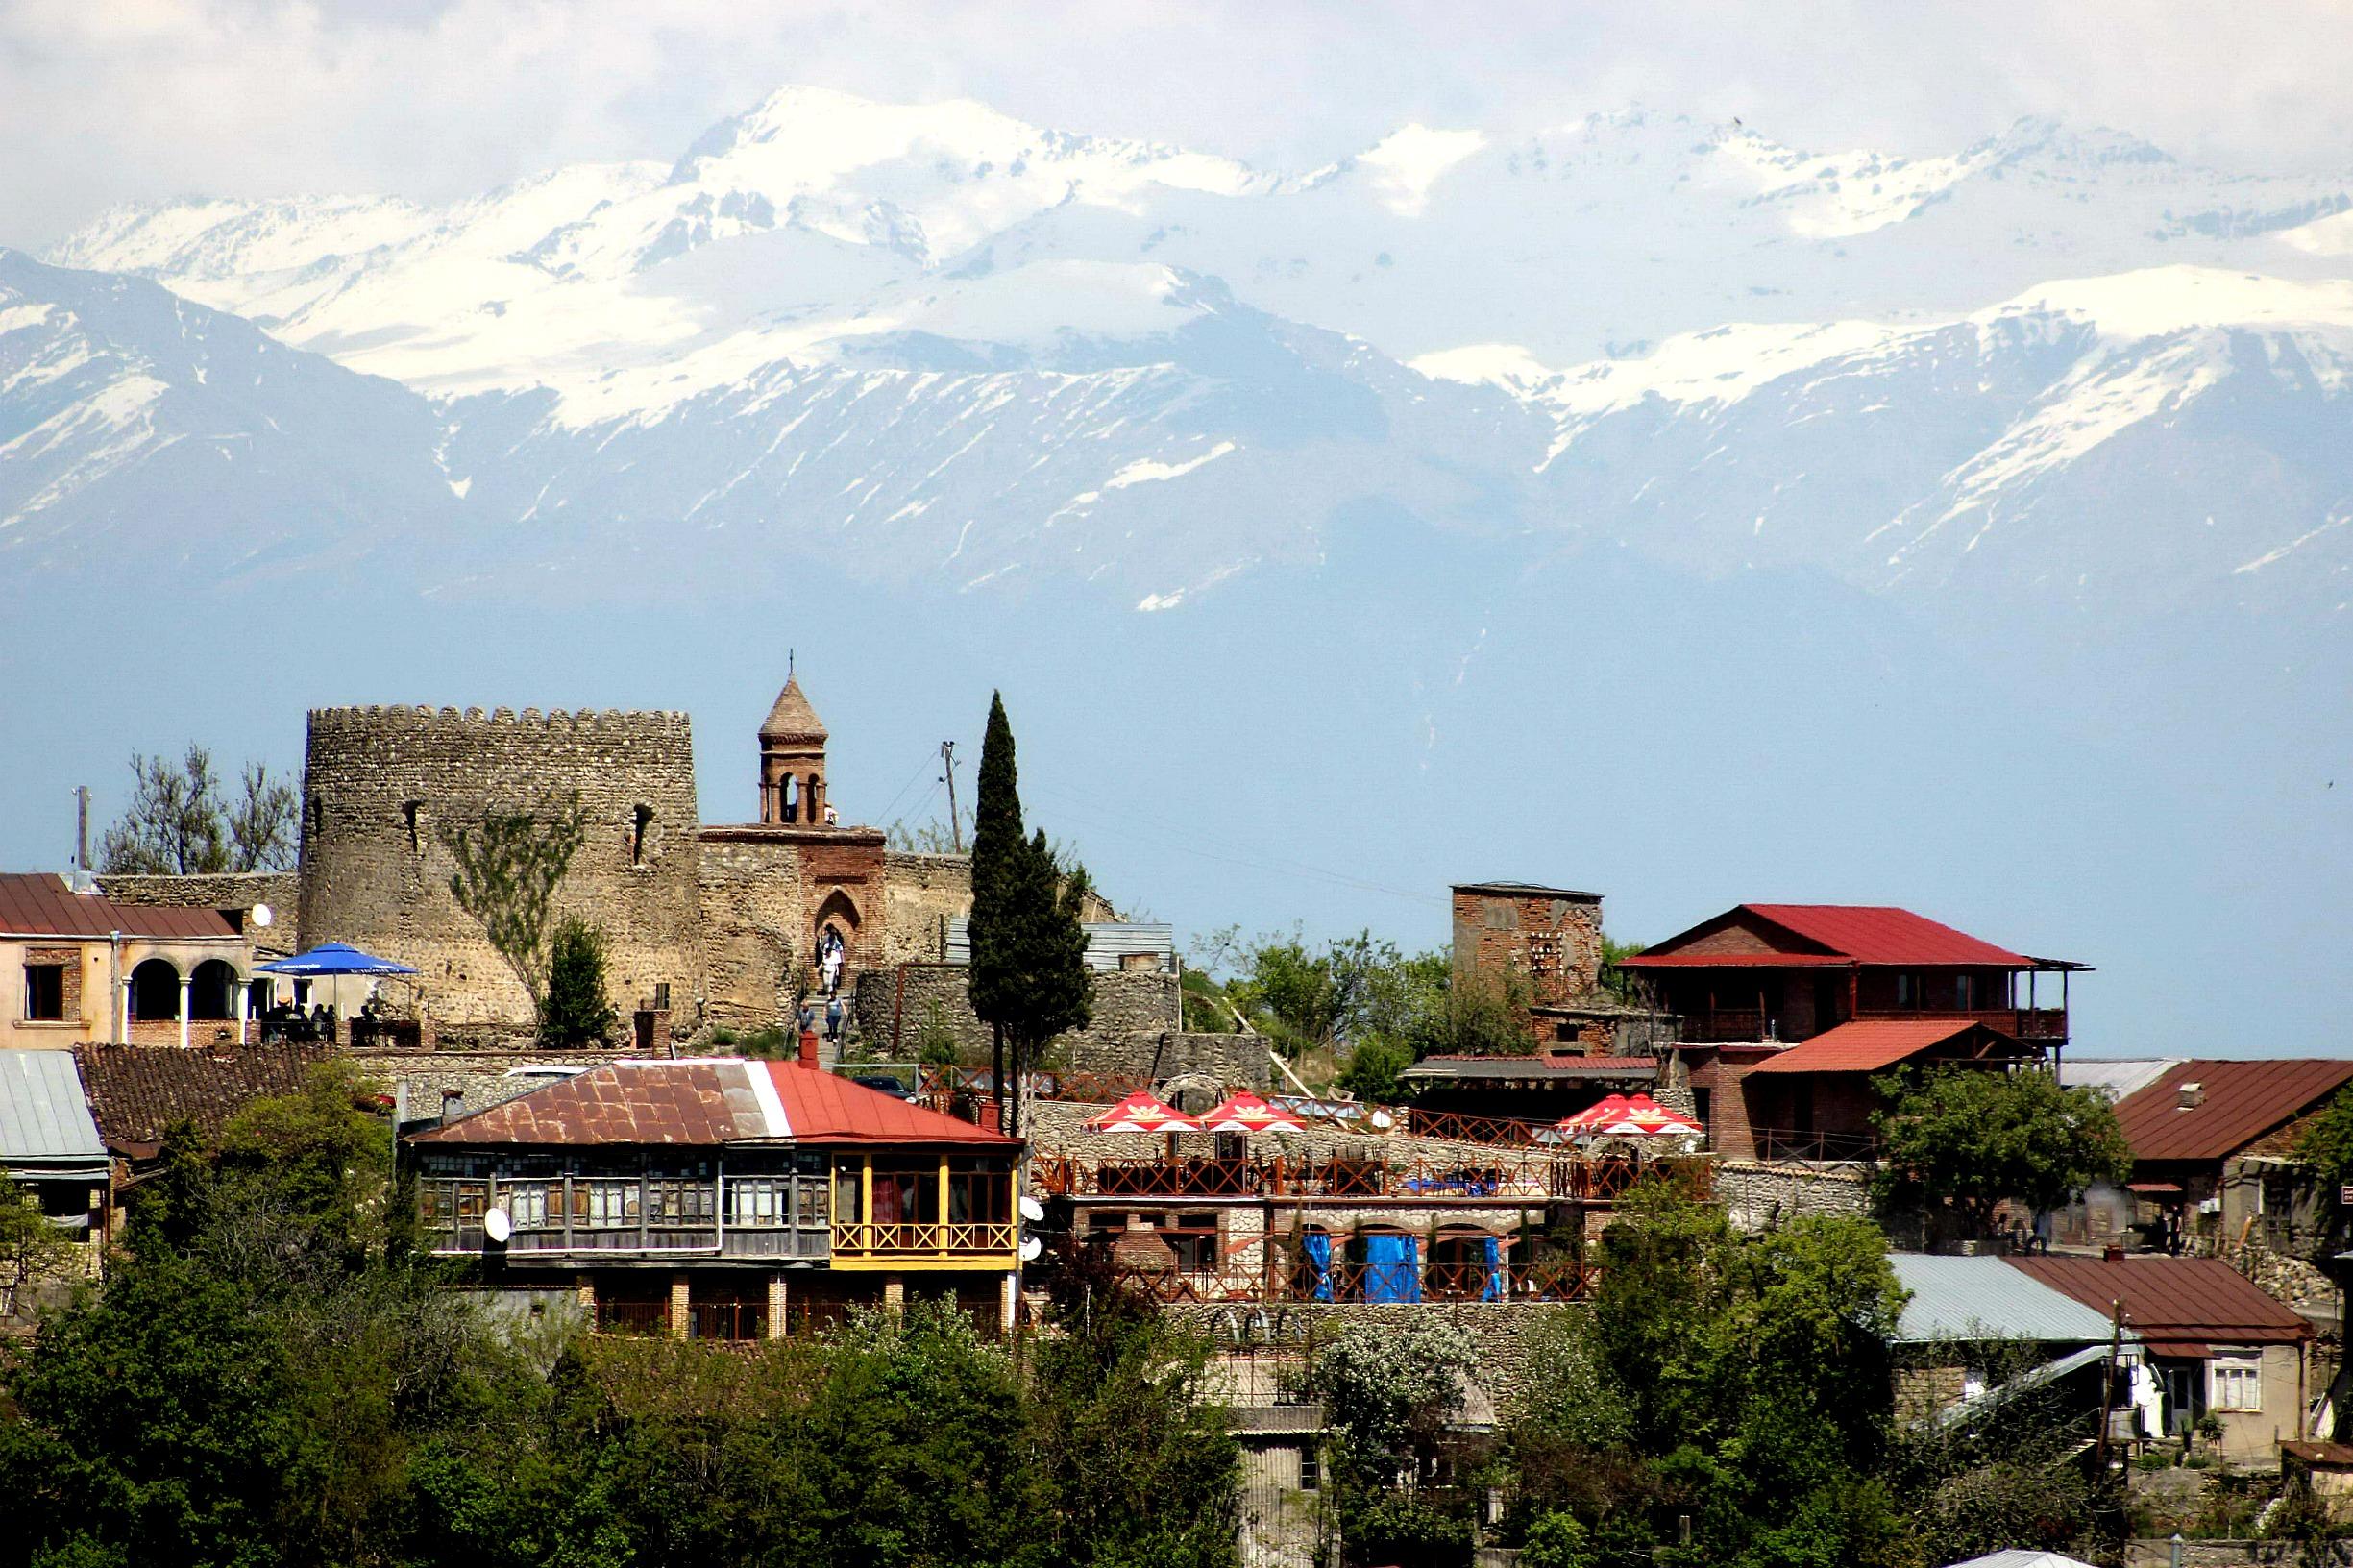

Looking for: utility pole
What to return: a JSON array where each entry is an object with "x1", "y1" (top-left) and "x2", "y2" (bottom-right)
[
  {"x1": 941, "y1": 740, "x2": 963, "y2": 852},
  {"x1": 73, "y1": 786, "x2": 89, "y2": 870}
]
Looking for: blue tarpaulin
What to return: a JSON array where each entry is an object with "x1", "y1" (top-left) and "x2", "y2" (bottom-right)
[
  {"x1": 1363, "y1": 1234, "x2": 1421, "y2": 1303},
  {"x1": 1481, "y1": 1234, "x2": 1505, "y2": 1301},
  {"x1": 1304, "y1": 1232, "x2": 1333, "y2": 1301}
]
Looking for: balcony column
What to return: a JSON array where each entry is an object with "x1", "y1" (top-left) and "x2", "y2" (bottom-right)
[
  {"x1": 119, "y1": 978, "x2": 132, "y2": 1044},
  {"x1": 1000, "y1": 1273, "x2": 1017, "y2": 1336},
  {"x1": 576, "y1": 1273, "x2": 595, "y2": 1332},
  {"x1": 883, "y1": 1276, "x2": 904, "y2": 1315},
  {"x1": 767, "y1": 1271, "x2": 789, "y2": 1340},
  {"x1": 860, "y1": 1157, "x2": 873, "y2": 1250},
  {"x1": 178, "y1": 975, "x2": 191, "y2": 1049},
  {"x1": 669, "y1": 1271, "x2": 690, "y2": 1340},
  {"x1": 937, "y1": 1156, "x2": 951, "y2": 1258}
]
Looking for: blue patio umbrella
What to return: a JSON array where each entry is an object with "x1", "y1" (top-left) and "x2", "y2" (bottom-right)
[{"x1": 255, "y1": 943, "x2": 420, "y2": 1033}]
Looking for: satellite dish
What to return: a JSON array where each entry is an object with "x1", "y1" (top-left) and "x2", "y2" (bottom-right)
[
  {"x1": 1019, "y1": 1194, "x2": 1045, "y2": 1224},
  {"x1": 251, "y1": 903, "x2": 274, "y2": 928},
  {"x1": 1369, "y1": 1109, "x2": 1396, "y2": 1131},
  {"x1": 1019, "y1": 1236, "x2": 1043, "y2": 1262},
  {"x1": 482, "y1": 1207, "x2": 511, "y2": 1244}
]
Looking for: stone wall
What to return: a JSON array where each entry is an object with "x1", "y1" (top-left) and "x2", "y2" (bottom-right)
[
  {"x1": 850, "y1": 964, "x2": 1181, "y2": 1066},
  {"x1": 298, "y1": 706, "x2": 703, "y2": 1031},
  {"x1": 1080, "y1": 1030, "x2": 1274, "y2": 1093},
  {"x1": 877, "y1": 853, "x2": 971, "y2": 965},
  {"x1": 1167, "y1": 1300, "x2": 1570, "y2": 1418},
  {"x1": 1712, "y1": 1160, "x2": 1873, "y2": 1232},
  {"x1": 695, "y1": 834, "x2": 809, "y2": 1029},
  {"x1": 97, "y1": 871, "x2": 301, "y2": 955}
]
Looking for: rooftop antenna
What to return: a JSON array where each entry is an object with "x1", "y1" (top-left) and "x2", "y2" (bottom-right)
[{"x1": 788, "y1": 647, "x2": 796, "y2": 681}]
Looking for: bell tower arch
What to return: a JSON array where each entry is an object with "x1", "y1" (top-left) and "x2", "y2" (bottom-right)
[{"x1": 758, "y1": 675, "x2": 829, "y2": 826}]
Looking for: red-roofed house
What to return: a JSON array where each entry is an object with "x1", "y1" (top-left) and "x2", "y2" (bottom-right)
[
  {"x1": 404, "y1": 1051, "x2": 1024, "y2": 1337},
  {"x1": 1618, "y1": 902, "x2": 2083, "y2": 1046},
  {"x1": 1624, "y1": 903, "x2": 2083, "y2": 1161},
  {"x1": 2100, "y1": 1059, "x2": 2353, "y2": 1259},
  {"x1": 1, "y1": 872, "x2": 260, "y2": 1050}
]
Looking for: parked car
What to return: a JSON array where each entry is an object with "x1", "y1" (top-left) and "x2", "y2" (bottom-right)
[{"x1": 852, "y1": 1073, "x2": 914, "y2": 1100}]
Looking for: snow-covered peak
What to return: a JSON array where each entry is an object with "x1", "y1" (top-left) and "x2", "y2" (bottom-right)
[
  {"x1": 1353, "y1": 125, "x2": 1487, "y2": 215},
  {"x1": 1979, "y1": 265, "x2": 2353, "y2": 340}
]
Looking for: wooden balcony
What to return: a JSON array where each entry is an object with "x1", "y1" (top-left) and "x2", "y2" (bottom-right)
[
  {"x1": 1847, "y1": 1006, "x2": 2068, "y2": 1041},
  {"x1": 829, "y1": 1219, "x2": 1016, "y2": 1269}
]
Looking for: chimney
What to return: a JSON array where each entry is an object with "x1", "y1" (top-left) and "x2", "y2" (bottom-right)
[
  {"x1": 2103, "y1": 1243, "x2": 2126, "y2": 1262},
  {"x1": 2178, "y1": 1081, "x2": 2204, "y2": 1111},
  {"x1": 798, "y1": 1026, "x2": 820, "y2": 1072}
]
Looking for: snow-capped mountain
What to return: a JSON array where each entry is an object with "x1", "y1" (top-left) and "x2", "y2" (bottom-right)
[{"x1": 16, "y1": 86, "x2": 2353, "y2": 624}]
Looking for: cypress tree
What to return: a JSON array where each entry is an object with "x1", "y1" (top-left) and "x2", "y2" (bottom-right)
[
  {"x1": 967, "y1": 694, "x2": 1093, "y2": 1135},
  {"x1": 968, "y1": 694, "x2": 1024, "y2": 1128}
]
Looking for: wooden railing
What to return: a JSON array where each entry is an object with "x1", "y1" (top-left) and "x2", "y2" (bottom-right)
[
  {"x1": 1032, "y1": 1151, "x2": 1685, "y2": 1203},
  {"x1": 830, "y1": 1220, "x2": 1017, "y2": 1258},
  {"x1": 1105, "y1": 1257, "x2": 1603, "y2": 1307},
  {"x1": 688, "y1": 1301, "x2": 768, "y2": 1342},
  {"x1": 596, "y1": 1299, "x2": 670, "y2": 1336},
  {"x1": 1749, "y1": 1127, "x2": 1881, "y2": 1163}
]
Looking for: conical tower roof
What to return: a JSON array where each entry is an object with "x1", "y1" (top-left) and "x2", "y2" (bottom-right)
[{"x1": 759, "y1": 677, "x2": 827, "y2": 743}]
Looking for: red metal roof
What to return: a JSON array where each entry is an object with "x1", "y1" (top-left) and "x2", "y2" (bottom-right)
[
  {"x1": 1741, "y1": 1018, "x2": 2001, "y2": 1075},
  {"x1": 0, "y1": 873, "x2": 242, "y2": 942},
  {"x1": 1622, "y1": 903, "x2": 2036, "y2": 968},
  {"x1": 2006, "y1": 1255, "x2": 2312, "y2": 1343},
  {"x1": 2110, "y1": 1058, "x2": 2353, "y2": 1164},
  {"x1": 409, "y1": 1059, "x2": 1017, "y2": 1148}
]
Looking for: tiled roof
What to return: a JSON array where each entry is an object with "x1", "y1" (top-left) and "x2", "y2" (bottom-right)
[
  {"x1": 2110, "y1": 1059, "x2": 2353, "y2": 1164},
  {"x1": 0, "y1": 1051, "x2": 109, "y2": 1177},
  {"x1": 1742, "y1": 1019, "x2": 1998, "y2": 1075},
  {"x1": 0, "y1": 873, "x2": 242, "y2": 942},
  {"x1": 410, "y1": 1059, "x2": 1018, "y2": 1148},
  {"x1": 1622, "y1": 904, "x2": 2038, "y2": 968},
  {"x1": 1889, "y1": 1254, "x2": 2130, "y2": 1345},
  {"x1": 1401, "y1": 1055, "x2": 1656, "y2": 1081},
  {"x1": 2006, "y1": 1255, "x2": 2312, "y2": 1343},
  {"x1": 758, "y1": 678, "x2": 826, "y2": 741},
  {"x1": 74, "y1": 1042, "x2": 331, "y2": 1154}
]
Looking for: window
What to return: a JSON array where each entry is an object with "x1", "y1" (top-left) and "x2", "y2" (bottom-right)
[
  {"x1": 1895, "y1": 972, "x2": 1922, "y2": 1009},
  {"x1": 504, "y1": 1182, "x2": 555, "y2": 1229},
  {"x1": 632, "y1": 805, "x2": 653, "y2": 866},
  {"x1": 796, "y1": 1179, "x2": 829, "y2": 1229},
  {"x1": 24, "y1": 964, "x2": 65, "y2": 1021},
  {"x1": 1166, "y1": 1213, "x2": 1219, "y2": 1272},
  {"x1": 728, "y1": 1177, "x2": 791, "y2": 1228},
  {"x1": 647, "y1": 1178, "x2": 714, "y2": 1227},
  {"x1": 1298, "y1": 1442, "x2": 1320, "y2": 1492},
  {"x1": 947, "y1": 1158, "x2": 1011, "y2": 1225},
  {"x1": 577, "y1": 1180, "x2": 640, "y2": 1229},
  {"x1": 2212, "y1": 1352, "x2": 2263, "y2": 1412},
  {"x1": 1954, "y1": 973, "x2": 1977, "y2": 1010}
]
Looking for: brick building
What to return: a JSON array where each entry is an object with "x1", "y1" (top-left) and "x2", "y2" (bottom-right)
[{"x1": 1448, "y1": 881, "x2": 1663, "y2": 1053}]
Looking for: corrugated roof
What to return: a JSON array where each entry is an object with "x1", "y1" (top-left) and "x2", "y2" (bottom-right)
[
  {"x1": 1622, "y1": 903, "x2": 2038, "y2": 968},
  {"x1": 1890, "y1": 1253, "x2": 2131, "y2": 1345},
  {"x1": 0, "y1": 872, "x2": 242, "y2": 942},
  {"x1": 1451, "y1": 881, "x2": 1601, "y2": 900},
  {"x1": 1400, "y1": 1055, "x2": 1656, "y2": 1082},
  {"x1": 2006, "y1": 1255, "x2": 2313, "y2": 1343},
  {"x1": 1743, "y1": 1018, "x2": 1997, "y2": 1075},
  {"x1": 944, "y1": 918, "x2": 1174, "y2": 972},
  {"x1": 2059, "y1": 1058, "x2": 2186, "y2": 1103},
  {"x1": 0, "y1": 1051, "x2": 109, "y2": 1178},
  {"x1": 75, "y1": 1042, "x2": 331, "y2": 1154},
  {"x1": 2110, "y1": 1058, "x2": 2353, "y2": 1164},
  {"x1": 410, "y1": 1059, "x2": 1018, "y2": 1148},
  {"x1": 758, "y1": 678, "x2": 827, "y2": 741},
  {"x1": 1944, "y1": 1551, "x2": 2101, "y2": 1568}
]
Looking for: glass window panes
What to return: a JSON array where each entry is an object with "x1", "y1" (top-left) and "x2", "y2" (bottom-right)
[{"x1": 2212, "y1": 1353, "x2": 2262, "y2": 1412}]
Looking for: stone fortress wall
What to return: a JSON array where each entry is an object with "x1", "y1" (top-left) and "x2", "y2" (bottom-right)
[{"x1": 298, "y1": 705, "x2": 705, "y2": 1032}]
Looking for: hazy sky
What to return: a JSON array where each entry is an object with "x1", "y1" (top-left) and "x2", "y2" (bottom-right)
[{"x1": 4, "y1": 0, "x2": 2351, "y2": 248}]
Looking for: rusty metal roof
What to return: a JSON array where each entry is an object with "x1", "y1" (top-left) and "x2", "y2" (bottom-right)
[
  {"x1": 1623, "y1": 904, "x2": 2048, "y2": 968},
  {"x1": 1742, "y1": 1018, "x2": 2014, "y2": 1075},
  {"x1": 409, "y1": 1059, "x2": 1018, "y2": 1148},
  {"x1": 2110, "y1": 1058, "x2": 2353, "y2": 1164},
  {"x1": 2006, "y1": 1255, "x2": 2312, "y2": 1343},
  {"x1": 0, "y1": 873, "x2": 242, "y2": 942}
]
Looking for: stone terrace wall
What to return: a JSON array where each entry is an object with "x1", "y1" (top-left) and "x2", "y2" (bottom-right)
[
  {"x1": 1167, "y1": 1300, "x2": 1569, "y2": 1419},
  {"x1": 851, "y1": 964, "x2": 1180, "y2": 1065},
  {"x1": 697, "y1": 835, "x2": 807, "y2": 1030},
  {"x1": 1714, "y1": 1160, "x2": 1871, "y2": 1232},
  {"x1": 299, "y1": 706, "x2": 702, "y2": 1031}
]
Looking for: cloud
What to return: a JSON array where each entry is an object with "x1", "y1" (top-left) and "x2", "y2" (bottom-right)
[{"x1": 4, "y1": 0, "x2": 2351, "y2": 248}]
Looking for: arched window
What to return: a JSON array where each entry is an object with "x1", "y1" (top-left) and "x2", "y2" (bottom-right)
[
  {"x1": 187, "y1": 960, "x2": 240, "y2": 1020},
  {"x1": 632, "y1": 804, "x2": 654, "y2": 866},
  {"x1": 129, "y1": 959, "x2": 181, "y2": 1021},
  {"x1": 780, "y1": 774, "x2": 799, "y2": 822}
]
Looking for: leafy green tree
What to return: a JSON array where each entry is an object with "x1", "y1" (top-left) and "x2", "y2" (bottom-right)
[
  {"x1": 541, "y1": 917, "x2": 619, "y2": 1046},
  {"x1": 0, "y1": 1175, "x2": 75, "y2": 1319},
  {"x1": 2294, "y1": 1085, "x2": 2353, "y2": 1189},
  {"x1": 1314, "y1": 1316, "x2": 1479, "y2": 1560},
  {"x1": 441, "y1": 793, "x2": 590, "y2": 1025},
  {"x1": 1336, "y1": 1036, "x2": 1415, "y2": 1103},
  {"x1": 98, "y1": 745, "x2": 299, "y2": 874},
  {"x1": 967, "y1": 693, "x2": 1091, "y2": 1136},
  {"x1": 1871, "y1": 1066, "x2": 2132, "y2": 1241}
]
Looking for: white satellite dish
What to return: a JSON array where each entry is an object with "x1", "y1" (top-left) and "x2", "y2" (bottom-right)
[
  {"x1": 1369, "y1": 1108, "x2": 1395, "y2": 1131},
  {"x1": 1018, "y1": 1194, "x2": 1045, "y2": 1224},
  {"x1": 482, "y1": 1207, "x2": 512, "y2": 1244},
  {"x1": 1019, "y1": 1236, "x2": 1043, "y2": 1262},
  {"x1": 251, "y1": 903, "x2": 274, "y2": 928}
]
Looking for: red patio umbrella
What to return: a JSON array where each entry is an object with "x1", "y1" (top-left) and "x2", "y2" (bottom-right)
[
  {"x1": 1200, "y1": 1090, "x2": 1305, "y2": 1135},
  {"x1": 1552, "y1": 1091, "x2": 1701, "y2": 1139},
  {"x1": 1086, "y1": 1091, "x2": 1203, "y2": 1134}
]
